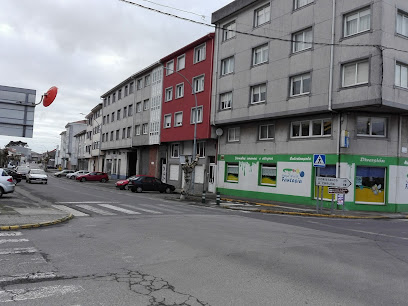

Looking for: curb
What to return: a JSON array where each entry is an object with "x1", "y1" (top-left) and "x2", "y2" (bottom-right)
[{"x1": 0, "y1": 214, "x2": 74, "y2": 231}]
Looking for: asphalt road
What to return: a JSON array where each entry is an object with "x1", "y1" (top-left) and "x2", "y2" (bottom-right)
[{"x1": 1, "y1": 174, "x2": 407, "y2": 305}]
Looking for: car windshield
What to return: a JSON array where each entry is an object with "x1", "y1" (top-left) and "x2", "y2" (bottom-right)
[{"x1": 30, "y1": 169, "x2": 46, "y2": 175}]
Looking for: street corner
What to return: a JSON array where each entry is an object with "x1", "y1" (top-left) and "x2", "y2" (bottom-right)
[{"x1": 0, "y1": 214, "x2": 74, "y2": 231}]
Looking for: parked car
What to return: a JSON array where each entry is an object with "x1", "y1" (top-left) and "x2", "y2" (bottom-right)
[
  {"x1": 115, "y1": 175, "x2": 146, "y2": 190},
  {"x1": 26, "y1": 169, "x2": 48, "y2": 184},
  {"x1": 3, "y1": 168, "x2": 22, "y2": 184},
  {"x1": 0, "y1": 168, "x2": 15, "y2": 197},
  {"x1": 54, "y1": 170, "x2": 75, "y2": 178},
  {"x1": 129, "y1": 176, "x2": 175, "y2": 193},
  {"x1": 76, "y1": 172, "x2": 109, "y2": 183},
  {"x1": 67, "y1": 170, "x2": 89, "y2": 180},
  {"x1": 15, "y1": 165, "x2": 30, "y2": 179}
]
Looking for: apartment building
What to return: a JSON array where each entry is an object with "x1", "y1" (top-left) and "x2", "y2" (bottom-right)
[
  {"x1": 74, "y1": 129, "x2": 87, "y2": 170},
  {"x1": 211, "y1": 0, "x2": 408, "y2": 212},
  {"x1": 84, "y1": 103, "x2": 103, "y2": 171},
  {"x1": 58, "y1": 120, "x2": 87, "y2": 169},
  {"x1": 100, "y1": 62, "x2": 163, "y2": 179},
  {"x1": 160, "y1": 33, "x2": 217, "y2": 192}
]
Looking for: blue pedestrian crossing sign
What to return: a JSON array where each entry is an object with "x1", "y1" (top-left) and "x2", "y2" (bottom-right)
[{"x1": 313, "y1": 154, "x2": 326, "y2": 168}]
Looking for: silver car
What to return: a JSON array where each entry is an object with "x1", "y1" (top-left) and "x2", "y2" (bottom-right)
[
  {"x1": 0, "y1": 168, "x2": 15, "y2": 197},
  {"x1": 26, "y1": 169, "x2": 48, "y2": 184}
]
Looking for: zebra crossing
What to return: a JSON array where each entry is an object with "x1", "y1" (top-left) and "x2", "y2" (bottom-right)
[
  {"x1": 52, "y1": 201, "x2": 213, "y2": 217},
  {"x1": 0, "y1": 232, "x2": 83, "y2": 302}
]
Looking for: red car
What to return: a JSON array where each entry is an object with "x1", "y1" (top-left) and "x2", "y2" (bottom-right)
[
  {"x1": 115, "y1": 175, "x2": 146, "y2": 190},
  {"x1": 76, "y1": 172, "x2": 109, "y2": 183}
]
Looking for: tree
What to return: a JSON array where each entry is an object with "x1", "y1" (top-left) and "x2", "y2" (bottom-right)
[
  {"x1": 180, "y1": 154, "x2": 200, "y2": 199},
  {"x1": 5, "y1": 141, "x2": 28, "y2": 148}
]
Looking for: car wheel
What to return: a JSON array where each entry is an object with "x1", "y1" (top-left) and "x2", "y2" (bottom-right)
[
  {"x1": 13, "y1": 179, "x2": 17, "y2": 185},
  {"x1": 28, "y1": 180, "x2": 31, "y2": 184},
  {"x1": 45, "y1": 181, "x2": 48, "y2": 184},
  {"x1": 80, "y1": 178, "x2": 86, "y2": 182},
  {"x1": 136, "y1": 187, "x2": 143, "y2": 193},
  {"x1": 131, "y1": 188, "x2": 136, "y2": 193},
  {"x1": 101, "y1": 178, "x2": 107, "y2": 183},
  {"x1": 0, "y1": 187, "x2": 3, "y2": 198},
  {"x1": 57, "y1": 175, "x2": 60, "y2": 178},
  {"x1": 124, "y1": 185, "x2": 129, "y2": 190},
  {"x1": 165, "y1": 187, "x2": 172, "y2": 194}
]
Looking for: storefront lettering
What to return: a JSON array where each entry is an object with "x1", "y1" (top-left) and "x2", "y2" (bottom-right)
[
  {"x1": 290, "y1": 157, "x2": 311, "y2": 161},
  {"x1": 360, "y1": 157, "x2": 385, "y2": 163}
]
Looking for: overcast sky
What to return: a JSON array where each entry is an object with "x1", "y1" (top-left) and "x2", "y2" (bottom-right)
[{"x1": 0, "y1": 0, "x2": 231, "y2": 153}]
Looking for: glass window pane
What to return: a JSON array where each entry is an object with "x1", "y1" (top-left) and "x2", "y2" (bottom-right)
[
  {"x1": 401, "y1": 65, "x2": 408, "y2": 88},
  {"x1": 260, "y1": 126, "x2": 267, "y2": 139},
  {"x1": 355, "y1": 166, "x2": 385, "y2": 204},
  {"x1": 343, "y1": 64, "x2": 356, "y2": 86},
  {"x1": 261, "y1": 165, "x2": 276, "y2": 186},
  {"x1": 357, "y1": 61, "x2": 369, "y2": 84},
  {"x1": 357, "y1": 117, "x2": 369, "y2": 135},
  {"x1": 312, "y1": 121, "x2": 322, "y2": 135},
  {"x1": 395, "y1": 64, "x2": 401, "y2": 87},
  {"x1": 292, "y1": 123, "x2": 300, "y2": 137},
  {"x1": 323, "y1": 120, "x2": 332, "y2": 135},
  {"x1": 268, "y1": 125, "x2": 274, "y2": 138},
  {"x1": 301, "y1": 121, "x2": 310, "y2": 136},
  {"x1": 371, "y1": 118, "x2": 385, "y2": 136},
  {"x1": 359, "y1": 10, "x2": 371, "y2": 31},
  {"x1": 292, "y1": 78, "x2": 301, "y2": 95},
  {"x1": 303, "y1": 75, "x2": 311, "y2": 93},
  {"x1": 346, "y1": 17, "x2": 358, "y2": 35}
]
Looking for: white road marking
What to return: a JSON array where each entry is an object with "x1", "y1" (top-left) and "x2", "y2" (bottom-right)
[
  {"x1": 98, "y1": 204, "x2": 141, "y2": 215},
  {"x1": 0, "y1": 232, "x2": 22, "y2": 237},
  {"x1": 0, "y1": 247, "x2": 37, "y2": 255},
  {"x1": 0, "y1": 239, "x2": 29, "y2": 244},
  {"x1": 0, "y1": 272, "x2": 56, "y2": 284},
  {"x1": 76, "y1": 205, "x2": 116, "y2": 216},
  {"x1": 0, "y1": 285, "x2": 83, "y2": 302},
  {"x1": 52, "y1": 204, "x2": 89, "y2": 217},
  {"x1": 121, "y1": 204, "x2": 162, "y2": 214},
  {"x1": 55, "y1": 201, "x2": 120, "y2": 204},
  {"x1": 156, "y1": 204, "x2": 193, "y2": 213}
]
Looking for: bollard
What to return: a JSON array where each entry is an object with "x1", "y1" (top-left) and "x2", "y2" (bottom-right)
[
  {"x1": 216, "y1": 192, "x2": 221, "y2": 205},
  {"x1": 201, "y1": 191, "x2": 206, "y2": 204}
]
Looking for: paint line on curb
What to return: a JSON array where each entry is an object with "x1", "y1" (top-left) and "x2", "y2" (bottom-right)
[{"x1": 0, "y1": 214, "x2": 74, "y2": 231}]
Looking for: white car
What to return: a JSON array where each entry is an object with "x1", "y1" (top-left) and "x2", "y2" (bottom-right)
[
  {"x1": 67, "y1": 170, "x2": 89, "y2": 180},
  {"x1": 0, "y1": 168, "x2": 15, "y2": 197},
  {"x1": 26, "y1": 169, "x2": 48, "y2": 184},
  {"x1": 54, "y1": 170, "x2": 75, "y2": 178}
]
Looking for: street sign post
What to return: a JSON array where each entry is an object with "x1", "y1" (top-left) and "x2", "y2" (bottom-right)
[{"x1": 316, "y1": 177, "x2": 352, "y2": 188}]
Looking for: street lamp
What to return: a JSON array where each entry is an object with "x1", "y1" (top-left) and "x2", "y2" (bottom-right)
[{"x1": 162, "y1": 65, "x2": 198, "y2": 193}]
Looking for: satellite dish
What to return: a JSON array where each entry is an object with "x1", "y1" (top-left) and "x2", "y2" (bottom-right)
[
  {"x1": 43, "y1": 86, "x2": 58, "y2": 107},
  {"x1": 216, "y1": 128, "x2": 223, "y2": 136}
]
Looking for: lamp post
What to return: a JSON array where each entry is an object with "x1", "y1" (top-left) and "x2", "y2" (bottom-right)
[{"x1": 162, "y1": 65, "x2": 198, "y2": 194}]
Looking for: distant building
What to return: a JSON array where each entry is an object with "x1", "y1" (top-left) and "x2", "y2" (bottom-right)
[{"x1": 58, "y1": 120, "x2": 87, "y2": 169}]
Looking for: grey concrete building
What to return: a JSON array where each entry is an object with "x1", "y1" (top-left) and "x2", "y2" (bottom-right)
[
  {"x1": 58, "y1": 121, "x2": 87, "y2": 170},
  {"x1": 211, "y1": 0, "x2": 408, "y2": 212},
  {"x1": 100, "y1": 62, "x2": 164, "y2": 179},
  {"x1": 74, "y1": 129, "x2": 87, "y2": 171},
  {"x1": 84, "y1": 103, "x2": 102, "y2": 172}
]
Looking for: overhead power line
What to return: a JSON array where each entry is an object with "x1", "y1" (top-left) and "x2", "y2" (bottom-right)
[
  {"x1": 118, "y1": 0, "x2": 408, "y2": 54},
  {"x1": 137, "y1": 0, "x2": 207, "y2": 20}
]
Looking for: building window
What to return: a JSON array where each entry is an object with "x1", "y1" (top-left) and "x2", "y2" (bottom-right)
[
  {"x1": 118, "y1": 89, "x2": 122, "y2": 100},
  {"x1": 342, "y1": 60, "x2": 369, "y2": 87},
  {"x1": 112, "y1": 93, "x2": 116, "y2": 103},
  {"x1": 171, "y1": 144, "x2": 180, "y2": 158},
  {"x1": 252, "y1": 44, "x2": 268, "y2": 66},
  {"x1": 220, "y1": 92, "x2": 232, "y2": 110},
  {"x1": 395, "y1": 62, "x2": 408, "y2": 89},
  {"x1": 166, "y1": 60, "x2": 174, "y2": 75},
  {"x1": 191, "y1": 106, "x2": 203, "y2": 124},
  {"x1": 223, "y1": 21, "x2": 236, "y2": 41},
  {"x1": 294, "y1": 0, "x2": 313, "y2": 10},
  {"x1": 116, "y1": 130, "x2": 120, "y2": 140},
  {"x1": 137, "y1": 79, "x2": 143, "y2": 90},
  {"x1": 143, "y1": 99, "x2": 149, "y2": 111},
  {"x1": 254, "y1": 4, "x2": 270, "y2": 27},
  {"x1": 196, "y1": 142, "x2": 205, "y2": 158},
  {"x1": 292, "y1": 28, "x2": 312, "y2": 53},
  {"x1": 356, "y1": 116, "x2": 386, "y2": 137},
  {"x1": 129, "y1": 82, "x2": 134, "y2": 94},
  {"x1": 127, "y1": 127, "x2": 131, "y2": 138},
  {"x1": 144, "y1": 74, "x2": 150, "y2": 86},
  {"x1": 103, "y1": 98, "x2": 107, "y2": 107},
  {"x1": 226, "y1": 163, "x2": 239, "y2": 182},
  {"x1": 250, "y1": 84, "x2": 266, "y2": 104},
  {"x1": 259, "y1": 124, "x2": 275, "y2": 140},
  {"x1": 174, "y1": 112, "x2": 183, "y2": 127},
  {"x1": 123, "y1": 107, "x2": 127, "y2": 118},
  {"x1": 221, "y1": 56, "x2": 234, "y2": 75},
  {"x1": 103, "y1": 116, "x2": 106, "y2": 125},
  {"x1": 194, "y1": 43, "x2": 206, "y2": 63},
  {"x1": 136, "y1": 102, "x2": 142, "y2": 113},
  {"x1": 122, "y1": 128, "x2": 126, "y2": 139},
  {"x1": 165, "y1": 87, "x2": 173, "y2": 102},
  {"x1": 291, "y1": 119, "x2": 332, "y2": 138},
  {"x1": 344, "y1": 7, "x2": 370, "y2": 37},
  {"x1": 110, "y1": 131, "x2": 114, "y2": 141},
  {"x1": 108, "y1": 96, "x2": 111, "y2": 105},
  {"x1": 124, "y1": 85, "x2": 128, "y2": 96},
  {"x1": 260, "y1": 164, "x2": 277, "y2": 186},
  {"x1": 164, "y1": 114, "x2": 171, "y2": 128},
  {"x1": 107, "y1": 114, "x2": 110, "y2": 123},
  {"x1": 355, "y1": 167, "x2": 386, "y2": 204},
  {"x1": 175, "y1": 83, "x2": 184, "y2": 98},
  {"x1": 290, "y1": 73, "x2": 311, "y2": 96},
  {"x1": 397, "y1": 11, "x2": 408, "y2": 37},
  {"x1": 177, "y1": 55, "x2": 185, "y2": 71},
  {"x1": 111, "y1": 112, "x2": 115, "y2": 122},
  {"x1": 128, "y1": 104, "x2": 133, "y2": 116},
  {"x1": 117, "y1": 110, "x2": 121, "y2": 120},
  {"x1": 135, "y1": 125, "x2": 140, "y2": 135},
  {"x1": 228, "y1": 127, "x2": 240, "y2": 142},
  {"x1": 193, "y1": 75, "x2": 205, "y2": 93},
  {"x1": 142, "y1": 123, "x2": 148, "y2": 134}
]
